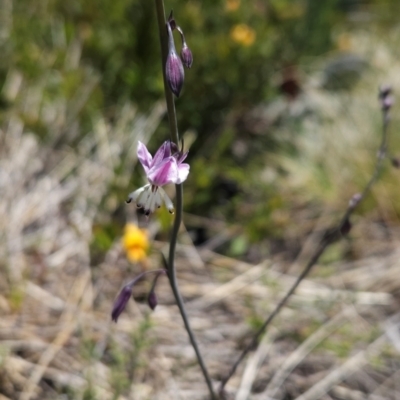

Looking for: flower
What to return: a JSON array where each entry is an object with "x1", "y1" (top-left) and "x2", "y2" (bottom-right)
[
  {"x1": 123, "y1": 223, "x2": 149, "y2": 262},
  {"x1": 230, "y1": 24, "x2": 256, "y2": 46},
  {"x1": 127, "y1": 141, "x2": 190, "y2": 215}
]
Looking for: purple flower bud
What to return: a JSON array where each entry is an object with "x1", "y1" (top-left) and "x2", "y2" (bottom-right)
[
  {"x1": 379, "y1": 85, "x2": 392, "y2": 100},
  {"x1": 382, "y1": 95, "x2": 394, "y2": 111},
  {"x1": 340, "y1": 217, "x2": 352, "y2": 236},
  {"x1": 392, "y1": 157, "x2": 400, "y2": 169},
  {"x1": 147, "y1": 291, "x2": 158, "y2": 310},
  {"x1": 166, "y1": 23, "x2": 184, "y2": 97},
  {"x1": 180, "y1": 42, "x2": 193, "y2": 69},
  {"x1": 111, "y1": 285, "x2": 133, "y2": 322}
]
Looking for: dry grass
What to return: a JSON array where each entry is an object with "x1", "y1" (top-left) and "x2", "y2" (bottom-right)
[{"x1": 1, "y1": 29, "x2": 400, "y2": 400}]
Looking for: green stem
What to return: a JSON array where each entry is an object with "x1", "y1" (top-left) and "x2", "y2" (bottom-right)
[{"x1": 154, "y1": 1, "x2": 216, "y2": 398}]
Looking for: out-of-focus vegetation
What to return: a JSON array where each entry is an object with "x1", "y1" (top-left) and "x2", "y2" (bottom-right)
[{"x1": 2, "y1": 0, "x2": 400, "y2": 256}]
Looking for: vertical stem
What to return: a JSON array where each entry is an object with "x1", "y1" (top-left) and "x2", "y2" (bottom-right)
[{"x1": 154, "y1": 1, "x2": 216, "y2": 398}]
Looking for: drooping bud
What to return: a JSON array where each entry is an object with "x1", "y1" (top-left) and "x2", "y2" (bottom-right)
[
  {"x1": 339, "y1": 217, "x2": 352, "y2": 237},
  {"x1": 147, "y1": 290, "x2": 158, "y2": 310},
  {"x1": 180, "y1": 41, "x2": 193, "y2": 69},
  {"x1": 111, "y1": 284, "x2": 133, "y2": 322},
  {"x1": 379, "y1": 85, "x2": 392, "y2": 100},
  {"x1": 379, "y1": 85, "x2": 394, "y2": 111},
  {"x1": 165, "y1": 22, "x2": 184, "y2": 97},
  {"x1": 391, "y1": 157, "x2": 400, "y2": 169},
  {"x1": 382, "y1": 96, "x2": 394, "y2": 111}
]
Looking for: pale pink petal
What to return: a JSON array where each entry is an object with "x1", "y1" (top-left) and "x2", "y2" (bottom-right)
[
  {"x1": 147, "y1": 157, "x2": 179, "y2": 186},
  {"x1": 151, "y1": 141, "x2": 171, "y2": 168},
  {"x1": 137, "y1": 141, "x2": 152, "y2": 173},
  {"x1": 176, "y1": 163, "x2": 190, "y2": 184}
]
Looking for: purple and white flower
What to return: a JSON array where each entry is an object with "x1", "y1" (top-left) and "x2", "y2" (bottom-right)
[{"x1": 127, "y1": 141, "x2": 189, "y2": 215}]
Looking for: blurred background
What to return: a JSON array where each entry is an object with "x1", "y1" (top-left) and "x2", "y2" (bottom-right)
[{"x1": 1, "y1": 0, "x2": 400, "y2": 399}]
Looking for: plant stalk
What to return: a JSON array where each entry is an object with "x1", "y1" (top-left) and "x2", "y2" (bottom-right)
[
  {"x1": 154, "y1": 1, "x2": 216, "y2": 398},
  {"x1": 219, "y1": 93, "x2": 392, "y2": 394}
]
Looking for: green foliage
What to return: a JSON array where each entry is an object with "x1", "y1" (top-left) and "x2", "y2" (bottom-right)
[{"x1": 4, "y1": 0, "x2": 400, "y2": 248}]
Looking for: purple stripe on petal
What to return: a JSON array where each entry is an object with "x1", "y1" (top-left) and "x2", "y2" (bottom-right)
[
  {"x1": 137, "y1": 141, "x2": 152, "y2": 173},
  {"x1": 147, "y1": 157, "x2": 178, "y2": 186},
  {"x1": 151, "y1": 141, "x2": 171, "y2": 168}
]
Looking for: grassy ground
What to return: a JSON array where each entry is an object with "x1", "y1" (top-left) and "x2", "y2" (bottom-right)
[{"x1": 1, "y1": 27, "x2": 400, "y2": 400}]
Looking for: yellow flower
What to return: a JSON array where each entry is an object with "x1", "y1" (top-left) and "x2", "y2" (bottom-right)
[
  {"x1": 230, "y1": 24, "x2": 256, "y2": 47},
  {"x1": 226, "y1": 0, "x2": 240, "y2": 12},
  {"x1": 123, "y1": 223, "x2": 149, "y2": 262}
]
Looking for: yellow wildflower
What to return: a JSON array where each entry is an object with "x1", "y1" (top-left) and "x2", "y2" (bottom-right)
[
  {"x1": 226, "y1": 0, "x2": 240, "y2": 12},
  {"x1": 123, "y1": 223, "x2": 149, "y2": 262},
  {"x1": 230, "y1": 24, "x2": 256, "y2": 47}
]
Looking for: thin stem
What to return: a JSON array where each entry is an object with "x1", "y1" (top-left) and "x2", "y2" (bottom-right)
[
  {"x1": 219, "y1": 94, "x2": 392, "y2": 394},
  {"x1": 154, "y1": 1, "x2": 216, "y2": 398},
  {"x1": 169, "y1": 183, "x2": 216, "y2": 400}
]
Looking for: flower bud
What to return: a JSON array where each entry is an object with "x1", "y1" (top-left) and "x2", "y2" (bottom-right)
[
  {"x1": 166, "y1": 23, "x2": 184, "y2": 97},
  {"x1": 147, "y1": 290, "x2": 158, "y2": 310},
  {"x1": 379, "y1": 85, "x2": 392, "y2": 100},
  {"x1": 180, "y1": 42, "x2": 193, "y2": 69},
  {"x1": 111, "y1": 284, "x2": 133, "y2": 322},
  {"x1": 391, "y1": 157, "x2": 400, "y2": 169},
  {"x1": 382, "y1": 96, "x2": 394, "y2": 111},
  {"x1": 339, "y1": 217, "x2": 352, "y2": 237}
]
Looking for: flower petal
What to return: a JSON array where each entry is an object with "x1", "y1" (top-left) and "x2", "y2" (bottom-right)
[
  {"x1": 151, "y1": 141, "x2": 171, "y2": 168},
  {"x1": 137, "y1": 141, "x2": 152, "y2": 173},
  {"x1": 147, "y1": 157, "x2": 178, "y2": 186},
  {"x1": 176, "y1": 163, "x2": 190, "y2": 184}
]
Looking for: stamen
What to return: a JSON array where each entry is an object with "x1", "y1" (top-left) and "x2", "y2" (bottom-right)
[
  {"x1": 143, "y1": 189, "x2": 154, "y2": 214},
  {"x1": 137, "y1": 186, "x2": 151, "y2": 208},
  {"x1": 159, "y1": 187, "x2": 175, "y2": 214},
  {"x1": 127, "y1": 185, "x2": 148, "y2": 204},
  {"x1": 155, "y1": 191, "x2": 162, "y2": 209}
]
